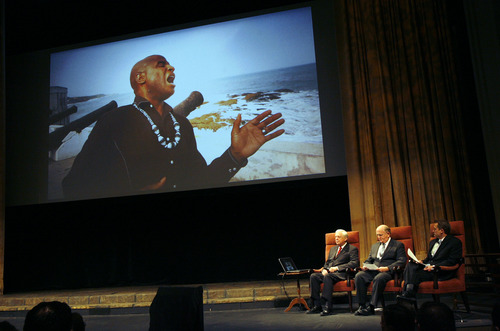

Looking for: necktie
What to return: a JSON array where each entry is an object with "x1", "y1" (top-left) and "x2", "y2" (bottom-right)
[
  {"x1": 337, "y1": 246, "x2": 342, "y2": 257},
  {"x1": 431, "y1": 239, "x2": 441, "y2": 256},
  {"x1": 377, "y1": 243, "x2": 385, "y2": 259}
]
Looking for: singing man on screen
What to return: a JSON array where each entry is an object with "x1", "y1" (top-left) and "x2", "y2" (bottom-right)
[{"x1": 62, "y1": 55, "x2": 285, "y2": 199}]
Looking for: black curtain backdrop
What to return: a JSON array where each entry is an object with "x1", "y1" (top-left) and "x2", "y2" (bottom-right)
[{"x1": 5, "y1": 177, "x2": 350, "y2": 292}]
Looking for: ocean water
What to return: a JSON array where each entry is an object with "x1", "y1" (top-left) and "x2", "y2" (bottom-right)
[
  {"x1": 190, "y1": 63, "x2": 323, "y2": 145},
  {"x1": 214, "y1": 63, "x2": 319, "y2": 95}
]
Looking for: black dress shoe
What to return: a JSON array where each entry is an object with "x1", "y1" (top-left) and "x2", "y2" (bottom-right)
[
  {"x1": 356, "y1": 305, "x2": 374, "y2": 316},
  {"x1": 306, "y1": 305, "x2": 323, "y2": 314},
  {"x1": 353, "y1": 305, "x2": 365, "y2": 315},
  {"x1": 320, "y1": 308, "x2": 334, "y2": 316},
  {"x1": 397, "y1": 292, "x2": 416, "y2": 302}
]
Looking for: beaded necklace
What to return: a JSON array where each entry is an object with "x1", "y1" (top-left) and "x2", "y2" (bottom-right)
[{"x1": 133, "y1": 103, "x2": 181, "y2": 149}]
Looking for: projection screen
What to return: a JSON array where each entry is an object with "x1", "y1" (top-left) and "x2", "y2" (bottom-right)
[{"x1": 6, "y1": 0, "x2": 346, "y2": 205}]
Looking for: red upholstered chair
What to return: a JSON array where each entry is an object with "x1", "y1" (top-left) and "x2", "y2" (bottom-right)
[
  {"x1": 312, "y1": 231, "x2": 360, "y2": 312},
  {"x1": 367, "y1": 225, "x2": 413, "y2": 307},
  {"x1": 416, "y1": 221, "x2": 470, "y2": 312}
]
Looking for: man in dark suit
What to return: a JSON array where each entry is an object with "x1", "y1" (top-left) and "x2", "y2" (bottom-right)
[
  {"x1": 308, "y1": 229, "x2": 360, "y2": 316},
  {"x1": 398, "y1": 220, "x2": 462, "y2": 300},
  {"x1": 354, "y1": 225, "x2": 406, "y2": 316}
]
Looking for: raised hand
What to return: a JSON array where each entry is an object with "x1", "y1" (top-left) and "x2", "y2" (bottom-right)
[{"x1": 229, "y1": 110, "x2": 285, "y2": 162}]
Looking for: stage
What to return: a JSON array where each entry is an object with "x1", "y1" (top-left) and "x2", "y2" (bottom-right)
[{"x1": 0, "y1": 279, "x2": 494, "y2": 330}]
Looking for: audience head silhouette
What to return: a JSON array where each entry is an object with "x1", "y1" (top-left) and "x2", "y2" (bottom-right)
[
  {"x1": 381, "y1": 304, "x2": 415, "y2": 331},
  {"x1": 417, "y1": 301, "x2": 455, "y2": 331},
  {"x1": 492, "y1": 301, "x2": 500, "y2": 331},
  {"x1": 0, "y1": 321, "x2": 18, "y2": 331},
  {"x1": 23, "y1": 301, "x2": 72, "y2": 331},
  {"x1": 71, "y1": 313, "x2": 85, "y2": 331}
]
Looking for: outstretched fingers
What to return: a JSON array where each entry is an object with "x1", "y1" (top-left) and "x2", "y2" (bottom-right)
[
  {"x1": 236, "y1": 110, "x2": 286, "y2": 141},
  {"x1": 263, "y1": 117, "x2": 285, "y2": 134},
  {"x1": 248, "y1": 110, "x2": 273, "y2": 126},
  {"x1": 264, "y1": 127, "x2": 285, "y2": 141}
]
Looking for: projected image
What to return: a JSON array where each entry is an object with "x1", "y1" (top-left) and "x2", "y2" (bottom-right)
[{"x1": 48, "y1": 7, "x2": 326, "y2": 201}]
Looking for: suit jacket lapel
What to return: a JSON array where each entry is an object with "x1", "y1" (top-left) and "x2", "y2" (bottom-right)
[
  {"x1": 379, "y1": 239, "x2": 393, "y2": 259},
  {"x1": 335, "y1": 243, "x2": 349, "y2": 259},
  {"x1": 433, "y1": 236, "x2": 448, "y2": 257}
]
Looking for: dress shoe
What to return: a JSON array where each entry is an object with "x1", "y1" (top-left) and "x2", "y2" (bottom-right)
[
  {"x1": 320, "y1": 308, "x2": 334, "y2": 316},
  {"x1": 354, "y1": 305, "x2": 365, "y2": 316},
  {"x1": 355, "y1": 304, "x2": 374, "y2": 316},
  {"x1": 397, "y1": 292, "x2": 416, "y2": 303},
  {"x1": 306, "y1": 305, "x2": 323, "y2": 314}
]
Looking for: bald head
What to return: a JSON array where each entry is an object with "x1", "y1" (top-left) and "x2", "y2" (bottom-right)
[
  {"x1": 334, "y1": 229, "x2": 348, "y2": 246},
  {"x1": 130, "y1": 55, "x2": 162, "y2": 91},
  {"x1": 377, "y1": 225, "x2": 391, "y2": 234},
  {"x1": 376, "y1": 224, "x2": 391, "y2": 243},
  {"x1": 129, "y1": 55, "x2": 176, "y2": 103}
]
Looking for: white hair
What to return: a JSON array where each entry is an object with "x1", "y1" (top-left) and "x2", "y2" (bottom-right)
[{"x1": 335, "y1": 229, "x2": 348, "y2": 239}]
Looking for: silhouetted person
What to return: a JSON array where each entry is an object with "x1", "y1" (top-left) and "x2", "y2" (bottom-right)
[
  {"x1": 23, "y1": 301, "x2": 72, "y2": 331},
  {"x1": 71, "y1": 313, "x2": 85, "y2": 331},
  {"x1": 0, "y1": 321, "x2": 18, "y2": 331},
  {"x1": 492, "y1": 301, "x2": 500, "y2": 331},
  {"x1": 417, "y1": 301, "x2": 456, "y2": 331},
  {"x1": 380, "y1": 304, "x2": 415, "y2": 331}
]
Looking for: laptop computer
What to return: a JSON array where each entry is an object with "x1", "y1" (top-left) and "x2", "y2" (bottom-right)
[{"x1": 278, "y1": 257, "x2": 310, "y2": 273}]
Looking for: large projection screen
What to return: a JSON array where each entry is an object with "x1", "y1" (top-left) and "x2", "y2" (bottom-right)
[{"x1": 6, "y1": 0, "x2": 346, "y2": 206}]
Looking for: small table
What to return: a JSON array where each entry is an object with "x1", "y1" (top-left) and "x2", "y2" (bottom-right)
[{"x1": 278, "y1": 270, "x2": 312, "y2": 312}]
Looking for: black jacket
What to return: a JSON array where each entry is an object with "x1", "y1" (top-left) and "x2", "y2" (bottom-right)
[
  {"x1": 323, "y1": 243, "x2": 360, "y2": 277},
  {"x1": 63, "y1": 97, "x2": 245, "y2": 200},
  {"x1": 423, "y1": 235, "x2": 463, "y2": 281},
  {"x1": 364, "y1": 239, "x2": 406, "y2": 274}
]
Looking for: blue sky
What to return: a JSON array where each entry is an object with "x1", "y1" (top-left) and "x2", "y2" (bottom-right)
[{"x1": 50, "y1": 7, "x2": 317, "y2": 98}]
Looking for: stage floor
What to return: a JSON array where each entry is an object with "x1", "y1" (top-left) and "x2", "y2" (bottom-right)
[
  {"x1": 0, "y1": 305, "x2": 492, "y2": 331},
  {"x1": 0, "y1": 279, "x2": 494, "y2": 330},
  {"x1": 0, "y1": 279, "x2": 308, "y2": 312}
]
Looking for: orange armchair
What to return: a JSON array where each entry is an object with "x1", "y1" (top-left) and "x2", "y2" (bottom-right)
[
  {"x1": 416, "y1": 221, "x2": 470, "y2": 312},
  {"x1": 313, "y1": 231, "x2": 360, "y2": 312}
]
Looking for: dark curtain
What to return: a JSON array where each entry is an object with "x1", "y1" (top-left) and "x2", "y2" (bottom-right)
[{"x1": 334, "y1": 0, "x2": 484, "y2": 259}]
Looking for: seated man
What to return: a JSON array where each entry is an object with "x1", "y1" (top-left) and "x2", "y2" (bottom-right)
[
  {"x1": 63, "y1": 55, "x2": 285, "y2": 200},
  {"x1": 307, "y1": 229, "x2": 359, "y2": 316},
  {"x1": 398, "y1": 220, "x2": 462, "y2": 300},
  {"x1": 354, "y1": 225, "x2": 406, "y2": 316}
]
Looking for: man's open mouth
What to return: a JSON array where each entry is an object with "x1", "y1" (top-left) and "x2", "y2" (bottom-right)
[{"x1": 167, "y1": 74, "x2": 175, "y2": 84}]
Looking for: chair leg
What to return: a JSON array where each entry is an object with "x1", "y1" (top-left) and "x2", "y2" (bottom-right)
[
  {"x1": 460, "y1": 292, "x2": 471, "y2": 313},
  {"x1": 347, "y1": 292, "x2": 353, "y2": 312},
  {"x1": 432, "y1": 294, "x2": 440, "y2": 303}
]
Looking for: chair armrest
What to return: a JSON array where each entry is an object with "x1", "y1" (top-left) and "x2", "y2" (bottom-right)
[
  {"x1": 438, "y1": 264, "x2": 459, "y2": 271},
  {"x1": 345, "y1": 268, "x2": 359, "y2": 286},
  {"x1": 393, "y1": 266, "x2": 404, "y2": 286},
  {"x1": 431, "y1": 264, "x2": 460, "y2": 289},
  {"x1": 346, "y1": 268, "x2": 358, "y2": 275},
  {"x1": 312, "y1": 268, "x2": 323, "y2": 273}
]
